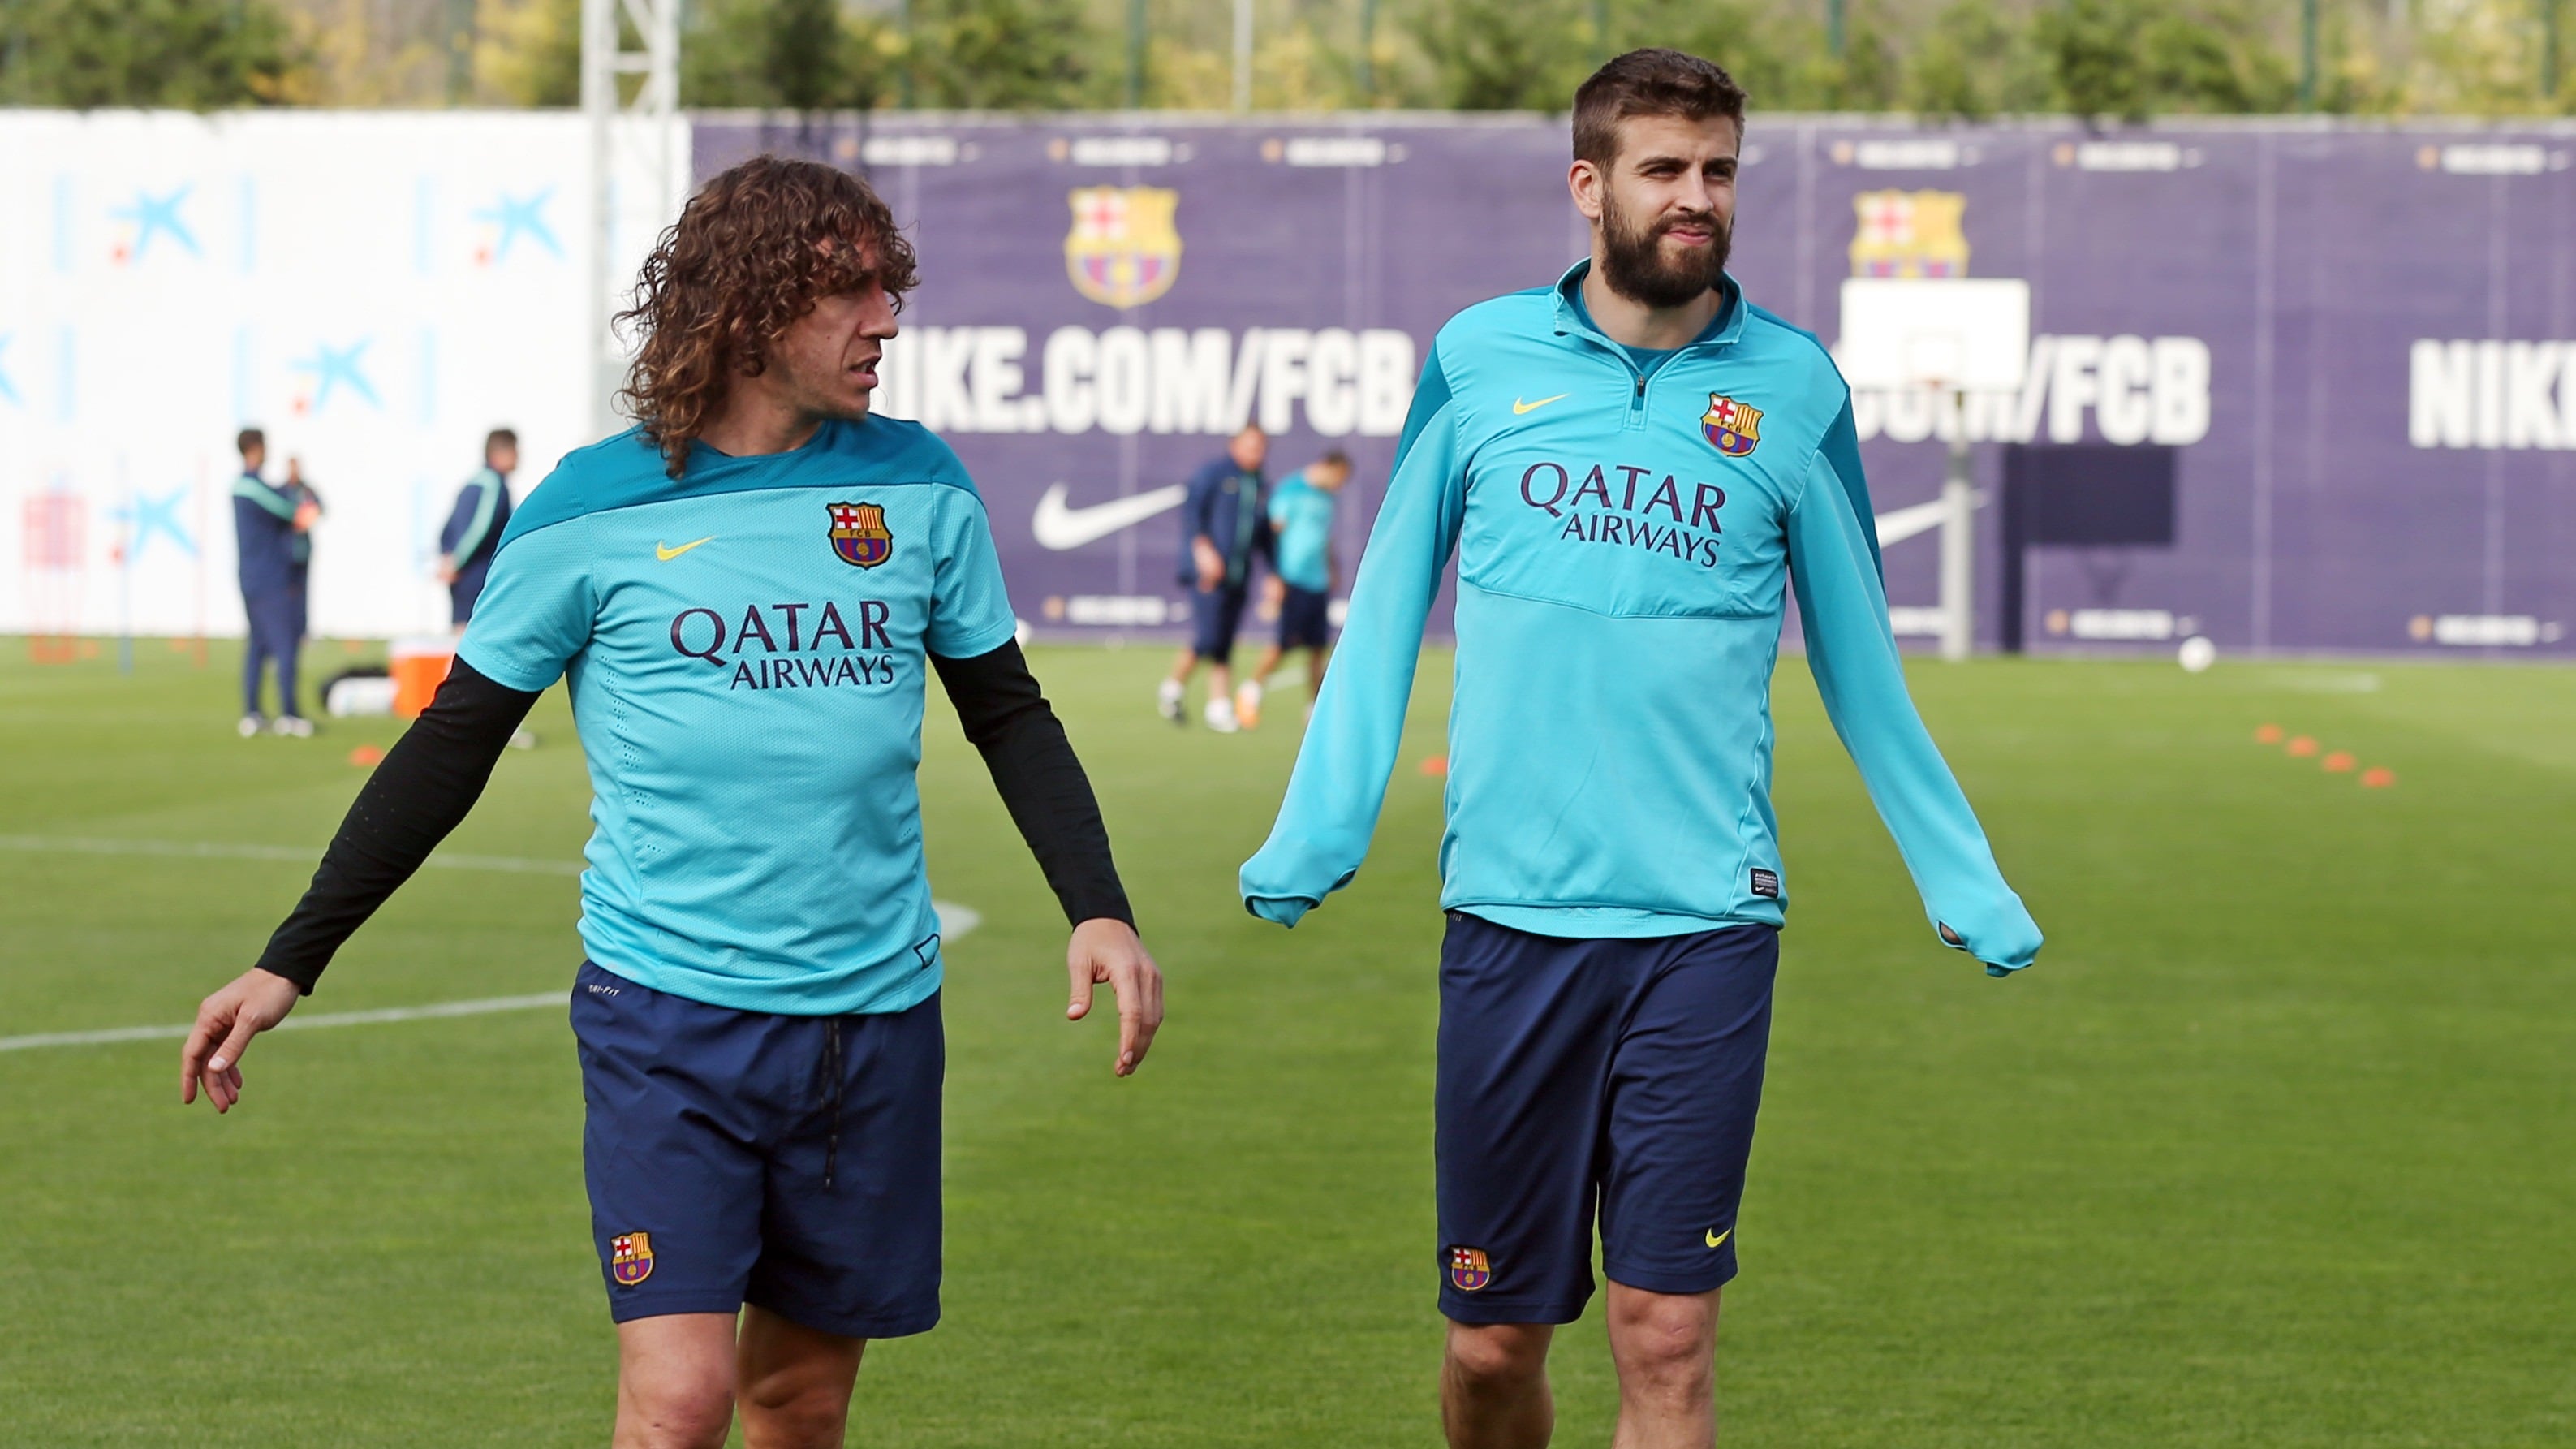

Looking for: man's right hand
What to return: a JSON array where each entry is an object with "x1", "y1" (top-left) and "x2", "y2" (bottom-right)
[
  {"x1": 179, "y1": 969, "x2": 304, "y2": 1113},
  {"x1": 1192, "y1": 537, "x2": 1225, "y2": 591}
]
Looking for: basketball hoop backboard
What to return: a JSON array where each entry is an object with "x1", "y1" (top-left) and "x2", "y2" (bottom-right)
[{"x1": 1837, "y1": 278, "x2": 2031, "y2": 392}]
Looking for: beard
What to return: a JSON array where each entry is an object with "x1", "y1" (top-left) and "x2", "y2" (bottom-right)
[{"x1": 1597, "y1": 188, "x2": 1731, "y2": 310}]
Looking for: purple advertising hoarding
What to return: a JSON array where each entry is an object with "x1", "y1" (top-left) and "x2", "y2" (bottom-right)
[{"x1": 694, "y1": 115, "x2": 2576, "y2": 657}]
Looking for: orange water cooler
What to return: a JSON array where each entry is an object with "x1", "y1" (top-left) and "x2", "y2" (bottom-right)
[{"x1": 388, "y1": 636, "x2": 457, "y2": 718}]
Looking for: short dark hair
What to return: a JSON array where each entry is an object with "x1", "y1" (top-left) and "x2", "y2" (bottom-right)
[
  {"x1": 485, "y1": 428, "x2": 518, "y2": 454},
  {"x1": 236, "y1": 428, "x2": 265, "y2": 456},
  {"x1": 1572, "y1": 49, "x2": 1747, "y2": 168},
  {"x1": 1317, "y1": 449, "x2": 1352, "y2": 472}
]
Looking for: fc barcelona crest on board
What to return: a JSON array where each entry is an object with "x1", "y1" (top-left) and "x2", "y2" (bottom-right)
[
  {"x1": 1450, "y1": 1245, "x2": 1492, "y2": 1292},
  {"x1": 828, "y1": 502, "x2": 894, "y2": 568},
  {"x1": 610, "y1": 1231, "x2": 655, "y2": 1287},
  {"x1": 1702, "y1": 394, "x2": 1762, "y2": 457},
  {"x1": 1065, "y1": 187, "x2": 1183, "y2": 309}
]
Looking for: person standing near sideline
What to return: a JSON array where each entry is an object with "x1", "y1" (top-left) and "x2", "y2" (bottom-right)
[
  {"x1": 180, "y1": 157, "x2": 1161, "y2": 1449},
  {"x1": 1234, "y1": 448, "x2": 1350, "y2": 730},
  {"x1": 1240, "y1": 50, "x2": 2041, "y2": 1449},
  {"x1": 1157, "y1": 423, "x2": 1270, "y2": 732},
  {"x1": 435, "y1": 428, "x2": 519, "y2": 628},
  {"x1": 231, "y1": 428, "x2": 322, "y2": 737}
]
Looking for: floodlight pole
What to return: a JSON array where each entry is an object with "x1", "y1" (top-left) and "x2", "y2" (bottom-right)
[
  {"x1": 1233, "y1": 0, "x2": 1253, "y2": 110},
  {"x1": 1938, "y1": 401, "x2": 1975, "y2": 662},
  {"x1": 582, "y1": 0, "x2": 683, "y2": 441}
]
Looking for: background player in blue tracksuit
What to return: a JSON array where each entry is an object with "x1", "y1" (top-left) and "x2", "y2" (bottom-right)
[
  {"x1": 435, "y1": 428, "x2": 519, "y2": 628},
  {"x1": 1157, "y1": 423, "x2": 1271, "y2": 732},
  {"x1": 181, "y1": 158, "x2": 1163, "y2": 1449},
  {"x1": 230, "y1": 427, "x2": 322, "y2": 737},
  {"x1": 1233, "y1": 447, "x2": 1350, "y2": 730},
  {"x1": 1241, "y1": 50, "x2": 2042, "y2": 1449}
]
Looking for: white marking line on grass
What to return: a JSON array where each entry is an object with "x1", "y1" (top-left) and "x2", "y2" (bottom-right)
[
  {"x1": 0, "y1": 834, "x2": 580, "y2": 875},
  {"x1": 0, "y1": 993, "x2": 571, "y2": 1054},
  {"x1": 2, "y1": 912, "x2": 976, "y2": 1055}
]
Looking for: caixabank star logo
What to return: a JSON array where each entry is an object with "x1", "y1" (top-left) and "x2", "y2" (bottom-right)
[{"x1": 1064, "y1": 187, "x2": 1182, "y2": 309}]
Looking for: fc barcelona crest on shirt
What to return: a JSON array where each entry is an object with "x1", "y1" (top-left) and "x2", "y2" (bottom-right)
[
  {"x1": 610, "y1": 1231, "x2": 655, "y2": 1287},
  {"x1": 827, "y1": 502, "x2": 894, "y2": 569},
  {"x1": 1064, "y1": 187, "x2": 1183, "y2": 310},
  {"x1": 1449, "y1": 1245, "x2": 1492, "y2": 1292},
  {"x1": 1702, "y1": 393, "x2": 1763, "y2": 458}
]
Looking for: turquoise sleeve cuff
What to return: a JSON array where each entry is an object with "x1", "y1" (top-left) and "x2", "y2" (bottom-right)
[{"x1": 1242, "y1": 892, "x2": 1316, "y2": 928}]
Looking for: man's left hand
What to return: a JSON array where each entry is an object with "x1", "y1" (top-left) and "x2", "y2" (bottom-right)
[{"x1": 1064, "y1": 918, "x2": 1162, "y2": 1076}]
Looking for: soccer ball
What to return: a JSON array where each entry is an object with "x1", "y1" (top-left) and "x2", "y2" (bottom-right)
[{"x1": 2177, "y1": 636, "x2": 2216, "y2": 673}]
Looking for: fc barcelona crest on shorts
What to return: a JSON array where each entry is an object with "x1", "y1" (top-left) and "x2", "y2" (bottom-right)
[
  {"x1": 610, "y1": 1231, "x2": 655, "y2": 1287},
  {"x1": 1449, "y1": 1245, "x2": 1492, "y2": 1292},
  {"x1": 1702, "y1": 393, "x2": 1763, "y2": 457},
  {"x1": 827, "y1": 502, "x2": 894, "y2": 569}
]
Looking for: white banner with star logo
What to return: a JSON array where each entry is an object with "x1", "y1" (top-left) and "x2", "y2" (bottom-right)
[{"x1": 0, "y1": 111, "x2": 683, "y2": 641}]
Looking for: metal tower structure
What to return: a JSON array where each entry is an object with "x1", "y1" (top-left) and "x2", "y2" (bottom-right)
[{"x1": 581, "y1": 0, "x2": 684, "y2": 438}]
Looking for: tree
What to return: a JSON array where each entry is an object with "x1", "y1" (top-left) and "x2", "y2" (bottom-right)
[
  {"x1": 1907, "y1": 0, "x2": 2049, "y2": 120},
  {"x1": 2036, "y1": 0, "x2": 2294, "y2": 123},
  {"x1": 913, "y1": 0, "x2": 1104, "y2": 109},
  {"x1": 1408, "y1": 0, "x2": 1592, "y2": 110},
  {"x1": 0, "y1": 0, "x2": 304, "y2": 107},
  {"x1": 681, "y1": 0, "x2": 896, "y2": 111}
]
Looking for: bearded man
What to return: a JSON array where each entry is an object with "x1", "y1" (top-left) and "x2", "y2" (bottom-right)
[{"x1": 1240, "y1": 49, "x2": 2041, "y2": 1449}]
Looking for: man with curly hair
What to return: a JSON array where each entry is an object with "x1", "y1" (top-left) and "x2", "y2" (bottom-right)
[{"x1": 179, "y1": 156, "x2": 1163, "y2": 1449}]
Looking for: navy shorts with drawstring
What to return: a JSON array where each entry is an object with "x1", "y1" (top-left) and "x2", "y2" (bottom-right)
[
  {"x1": 569, "y1": 960, "x2": 944, "y2": 1338},
  {"x1": 1435, "y1": 912, "x2": 1779, "y2": 1326}
]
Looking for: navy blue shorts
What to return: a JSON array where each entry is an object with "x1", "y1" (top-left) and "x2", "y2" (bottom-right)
[
  {"x1": 1435, "y1": 912, "x2": 1779, "y2": 1324},
  {"x1": 569, "y1": 960, "x2": 944, "y2": 1339},
  {"x1": 1190, "y1": 580, "x2": 1250, "y2": 661},
  {"x1": 1276, "y1": 584, "x2": 1331, "y2": 651}
]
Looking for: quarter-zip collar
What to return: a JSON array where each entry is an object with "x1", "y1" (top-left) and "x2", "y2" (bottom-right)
[{"x1": 1549, "y1": 257, "x2": 1748, "y2": 355}]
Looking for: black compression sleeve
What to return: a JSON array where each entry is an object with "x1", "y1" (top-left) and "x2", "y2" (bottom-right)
[
  {"x1": 252, "y1": 660, "x2": 541, "y2": 992},
  {"x1": 930, "y1": 642, "x2": 1135, "y2": 930}
]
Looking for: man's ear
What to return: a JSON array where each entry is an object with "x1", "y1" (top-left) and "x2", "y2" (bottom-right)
[{"x1": 1567, "y1": 159, "x2": 1606, "y2": 222}]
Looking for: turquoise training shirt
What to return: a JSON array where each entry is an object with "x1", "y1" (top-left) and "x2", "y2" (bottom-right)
[
  {"x1": 459, "y1": 417, "x2": 1021, "y2": 1016},
  {"x1": 1238, "y1": 262, "x2": 2042, "y2": 974},
  {"x1": 1268, "y1": 468, "x2": 1336, "y2": 594}
]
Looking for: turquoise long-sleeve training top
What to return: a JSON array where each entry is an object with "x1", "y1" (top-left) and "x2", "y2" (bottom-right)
[{"x1": 1238, "y1": 262, "x2": 2042, "y2": 976}]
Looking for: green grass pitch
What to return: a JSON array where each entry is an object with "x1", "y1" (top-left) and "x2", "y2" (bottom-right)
[{"x1": 2, "y1": 638, "x2": 2570, "y2": 1446}]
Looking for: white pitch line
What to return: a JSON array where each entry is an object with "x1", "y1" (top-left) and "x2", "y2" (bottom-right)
[
  {"x1": 0, "y1": 873, "x2": 984, "y2": 1058},
  {"x1": 0, "y1": 992, "x2": 568, "y2": 1054},
  {"x1": 0, "y1": 834, "x2": 581, "y2": 876}
]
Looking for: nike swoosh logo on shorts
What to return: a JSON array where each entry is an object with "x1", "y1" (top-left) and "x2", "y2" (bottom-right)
[
  {"x1": 655, "y1": 537, "x2": 716, "y2": 561},
  {"x1": 1031, "y1": 482, "x2": 1190, "y2": 551},
  {"x1": 1513, "y1": 394, "x2": 1570, "y2": 415},
  {"x1": 1705, "y1": 1227, "x2": 1731, "y2": 1248}
]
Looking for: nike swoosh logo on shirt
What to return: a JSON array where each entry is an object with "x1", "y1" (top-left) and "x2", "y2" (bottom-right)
[
  {"x1": 1513, "y1": 394, "x2": 1570, "y2": 415},
  {"x1": 1705, "y1": 1227, "x2": 1732, "y2": 1249},
  {"x1": 1031, "y1": 482, "x2": 1189, "y2": 551},
  {"x1": 655, "y1": 537, "x2": 716, "y2": 561}
]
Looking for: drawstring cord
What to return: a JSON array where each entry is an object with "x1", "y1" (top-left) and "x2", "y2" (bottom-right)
[{"x1": 820, "y1": 1019, "x2": 846, "y2": 1191}]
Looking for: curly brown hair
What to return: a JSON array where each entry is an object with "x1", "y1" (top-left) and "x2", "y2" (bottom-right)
[{"x1": 618, "y1": 156, "x2": 920, "y2": 476}]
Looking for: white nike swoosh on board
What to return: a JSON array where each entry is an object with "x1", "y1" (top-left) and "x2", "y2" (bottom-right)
[
  {"x1": 1031, "y1": 482, "x2": 1190, "y2": 550},
  {"x1": 1873, "y1": 490, "x2": 1991, "y2": 547}
]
